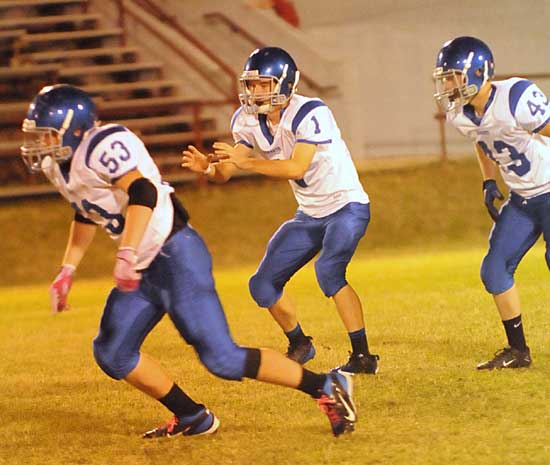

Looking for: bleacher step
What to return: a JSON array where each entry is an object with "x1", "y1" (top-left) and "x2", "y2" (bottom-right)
[
  {"x1": 22, "y1": 46, "x2": 139, "y2": 64},
  {"x1": 0, "y1": 0, "x2": 87, "y2": 11},
  {"x1": 16, "y1": 28, "x2": 123, "y2": 49},
  {"x1": 0, "y1": 14, "x2": 100, "y2": 31},
  {"x1": 59, "y1": 61, "x2": 162, "y2": 78}
]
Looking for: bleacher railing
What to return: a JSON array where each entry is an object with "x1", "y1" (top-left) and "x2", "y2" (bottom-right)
[{"x1": 203, "y1": 11, "x2": 329, "y2": 95}]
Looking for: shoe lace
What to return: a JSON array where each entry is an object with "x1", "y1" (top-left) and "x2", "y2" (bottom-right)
[
  {"x1": 317, "y1": 395, "x2": 340, "y2": 424},
  {"x1": 492, "y1": 347, "x2": 512, "y2": 360}
]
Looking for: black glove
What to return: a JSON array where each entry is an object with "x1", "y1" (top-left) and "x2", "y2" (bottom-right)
[{"x1": 483, "y1": 179, "x2": 504, "y2": 222}]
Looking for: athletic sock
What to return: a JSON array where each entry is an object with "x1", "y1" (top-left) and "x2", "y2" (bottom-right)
[
  {"x1": 349, "y1": 328, "x2": 369, "y2": 355},
  {"x1": 502, "y1": 315, "x2": 527, "y2": 351},
  {"x1": 285, "y1": 323, "x2": 309, "y2": 346},
  {"x1": 298, "y1": 369, "x2": 326, "y2": 398},
  {"x1": 158, "y1": 383, "x2": 203, "y2": 418}
]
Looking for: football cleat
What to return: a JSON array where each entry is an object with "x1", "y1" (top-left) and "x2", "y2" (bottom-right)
[
  {"x1": 476, "y1": 346, "x2": 531, "y2": 370},
  {"x1": 316, "y1": 372, "x2": 357, "y2": 437},
  {"x1": 332, "y1": 352, "x2": 380, "y2": 375},
  {"x1": 142, "y1": 407, "x2": 220, "y2": 439},
  {"x1": 286, "y1": 336, "x2": 316, "y2": 365}
]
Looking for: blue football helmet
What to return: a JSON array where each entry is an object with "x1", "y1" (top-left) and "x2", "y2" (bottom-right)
[
  {"x1": 239, "y1": 47, "x2": 300, "y2": 114},
  {"x1": 433, "y1": 36, "x2": 494, "y2": 113},
  {"x1": 21, "y1": 84, "x2": 97, "y2": 172}
]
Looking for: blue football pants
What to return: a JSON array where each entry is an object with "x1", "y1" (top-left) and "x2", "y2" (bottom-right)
[
  {"x1": 481, "y1": 192, "x2": 550, "y2": 294},
  {"x1": 249, "y1": 202, "x2": 370, "y2": 307},
  {"x1": 93, "y1": 225, "x2": 248, "y2": 381}
]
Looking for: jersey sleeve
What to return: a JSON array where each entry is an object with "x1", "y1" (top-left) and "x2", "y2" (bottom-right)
[
  {"x1": 293, "y1": 103, "x2": 334, "y2": 145},
  {"x1": 85, "y1": 127, "x2": 145, "y2": 181},
  {"x1": 509, "y1": 80, "x2": 550, "y2": 133},
  {"x1": 230, "y1": 107, "x2": 254, "y2": 149}
]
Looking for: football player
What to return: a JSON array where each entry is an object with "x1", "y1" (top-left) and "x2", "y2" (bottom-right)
[
  {"x1": 182, "y1": 47, "x2": 379, "y2": 374},
  {"x1": 21, "y1": 84, "x2": 359, "y2": 437},
  {"x1": 433, "y1": 36, "x2": 550, "y2": 369}
]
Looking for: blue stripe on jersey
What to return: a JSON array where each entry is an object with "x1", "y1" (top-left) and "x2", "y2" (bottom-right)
[
  {"x1": 258, "y1": 114, "x2": 274, "y2": 145},
  {"x1": 291, "y1": 100, "x2": 326, "y2": 134},
  {"x1": 296, "y1": 138, "x2": 332, "y2": 145},
  {"x1": 534, "y1": 114, "x2": 550, "y2": 133},
  {"x1": 509, "y1": 79, "x2": 532, "y2": 117},
  {"x1": 85, "y1": 125, "x2": 127, "y2": 168},
  {"x1": 230, "y1": 107, "x2": 243, "y2": 131},
  {"x1": 236, "y1": 139, "x2": 253, "y2": 148}
]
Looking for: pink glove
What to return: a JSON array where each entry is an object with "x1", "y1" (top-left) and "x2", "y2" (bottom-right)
[
  {"x1": 49, "y1": 265, "x2": 75, "y2": 313},
  {"x1": 114, "y1": 247, "x2": 141, "y2": 292}
]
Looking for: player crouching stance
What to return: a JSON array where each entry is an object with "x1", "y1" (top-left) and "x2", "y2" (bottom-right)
[
  {"x1": 21, "y1": 84, "x2": 357, "y2": 437},
  {"x1": 182, "y1": 47, "x2": 378, "y2": 374},
  {"x1": 433, "y1": 36, "x2": 550, "y2": 369}
]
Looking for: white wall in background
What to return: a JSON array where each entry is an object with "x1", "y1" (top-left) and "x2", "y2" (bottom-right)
[{"x1": 294, "y1": 0, "x2": 550, "y2": 157}]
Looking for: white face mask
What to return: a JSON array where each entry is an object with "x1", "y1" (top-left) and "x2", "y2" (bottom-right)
[
  {"x1": 238, "y1": 68, "x2": 299, "y2": 115},
  {"x1": 21, "y1": 119, "x2": 73, "y2": 172},
  {"x1": 433, "y1": 68, "x2": 478, "y2": 114}
]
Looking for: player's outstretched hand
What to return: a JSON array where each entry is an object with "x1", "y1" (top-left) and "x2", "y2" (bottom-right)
[
  {"x1": 114, "y1": 247, "x2": 141, "y2": 292},
  {"x1": 181, "y1": 145, "x2": 211, "y2": 173},
  {"x1": 49, "y1": 265, "x2": 75, "y2": 313},
  {"x1": 483, "y1": 179, "x2": 504, "y2": 222}
]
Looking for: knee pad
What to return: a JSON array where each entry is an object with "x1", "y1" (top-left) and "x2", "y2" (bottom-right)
[
  {"x1": 480, "y1": 254, "x2": 514, "y2": 295},
  {"x1": 315, "y1": 261, "x2": 347, "y2": 297},
  {"x1": 92, "y1": 336, "x2": 139, "y2": 380},
  {"x1": 249, "y1": 273, "x2": 281, "y2": 308},
  {"x1": 199, "y1": 344, "x2": 248, "y2": 381}
]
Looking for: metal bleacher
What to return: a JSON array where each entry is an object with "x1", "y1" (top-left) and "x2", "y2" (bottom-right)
[{"x1": 0, "y1": 0, "x2": 231, "y2": 189}]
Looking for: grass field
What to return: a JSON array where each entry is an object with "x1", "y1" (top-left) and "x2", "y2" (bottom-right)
[{"x1": 1, "y1": 246, "x2": 548, "y2": 465}]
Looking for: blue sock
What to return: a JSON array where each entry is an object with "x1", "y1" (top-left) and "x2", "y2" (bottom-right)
[
  {"x1": 285, "y1": 323, "x2": 308, "y2": 346},
  {"x1": 348, "y1": 328, "x2": 369, "y2": 355},
  {"x1": 502, "y1": 315, "x2": 527, "y2": 350},
  {"x1": 159, "y1": 383, "x2": 202, "y2": 418}
]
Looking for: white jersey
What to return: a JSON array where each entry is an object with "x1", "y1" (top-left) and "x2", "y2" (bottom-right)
[
  {"x1": 231, "y1": 94, "x2": 369, "y2": 217},
  {"x1": 41, "y1": 124, "x2": 174, "y2": 269},
  {"x1": 449, "y1": 78, "x2": 550, "y2": 198}
]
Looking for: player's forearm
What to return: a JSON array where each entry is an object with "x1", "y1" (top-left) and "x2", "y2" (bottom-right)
[
  {"x1": 61, "y1": 220, "x2": 97, "y2": 268},
  {"x1": 244, "y1": 158, "x2": 306, "y2": 180},
  {"x1": 119, "y1": 205, "x2": 153, "y2": 250}
]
